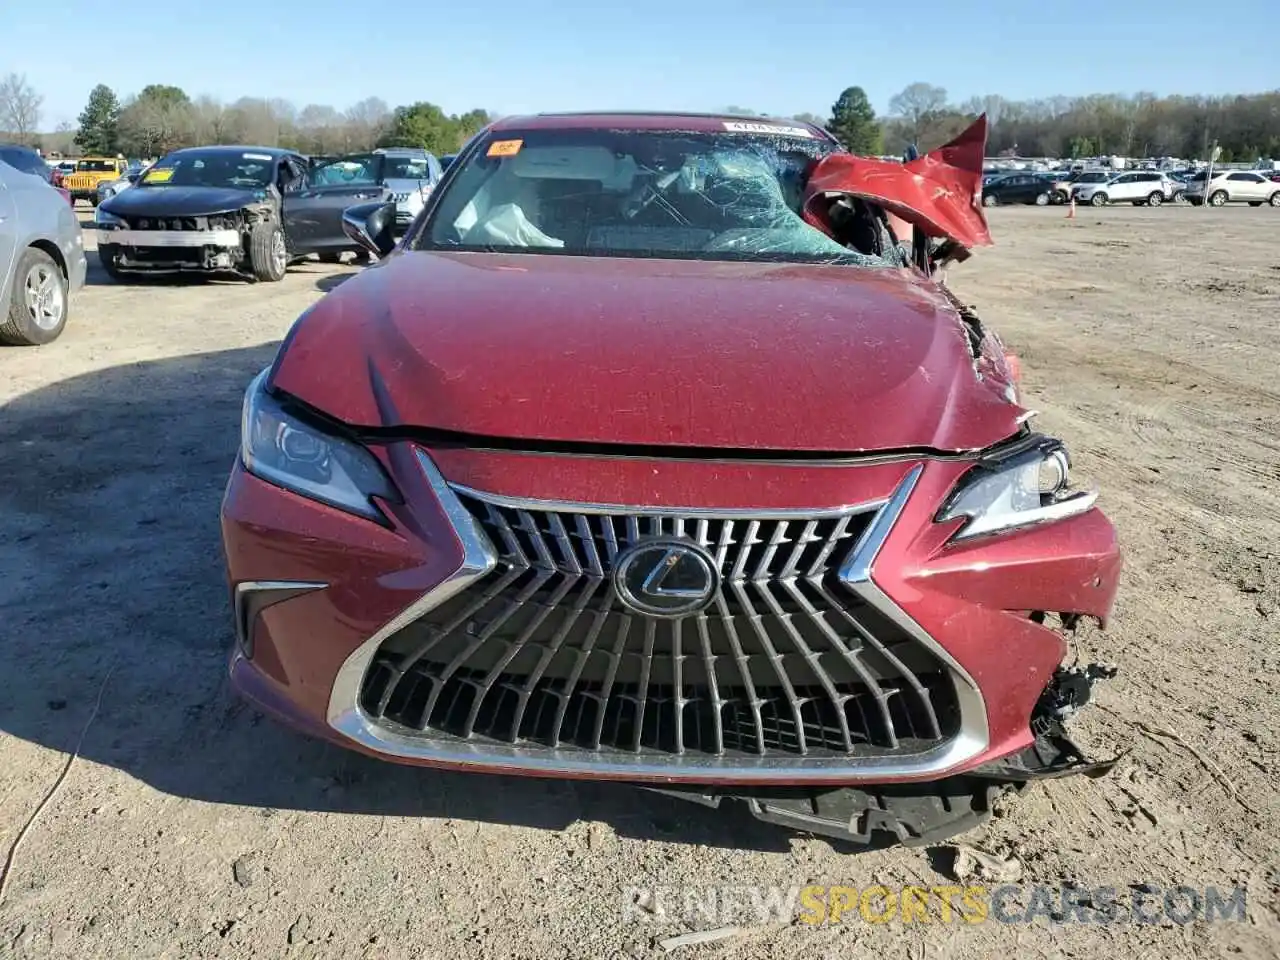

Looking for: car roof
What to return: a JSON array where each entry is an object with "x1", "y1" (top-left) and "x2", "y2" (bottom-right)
[
  {"x1": 488, "y1": 110, "x2": 833, "y2": 139},
  {"x1": 166, "y1": 145, "x2": 293, "y2": 157}
]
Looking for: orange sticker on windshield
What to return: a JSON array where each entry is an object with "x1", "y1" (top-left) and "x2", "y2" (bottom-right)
[
  {"x1": 143, "y1": 168, "x2": 173, "y2": 183},
  {"x1": 487, "y1": 139, "x2": 523, "y2": 157}
]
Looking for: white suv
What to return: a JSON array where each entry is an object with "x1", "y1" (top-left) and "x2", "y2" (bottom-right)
[
  {"x1": 1184, "y1": 170, "x2": 1280, "y2": 207},
  {"x1": 1072, "y1": 171, "x2": 1176, "y2": 207}
]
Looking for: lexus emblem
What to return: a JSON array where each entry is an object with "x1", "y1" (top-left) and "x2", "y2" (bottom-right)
[{"x1": 614, "y1": 539, "x2": 719, "y2": 619}]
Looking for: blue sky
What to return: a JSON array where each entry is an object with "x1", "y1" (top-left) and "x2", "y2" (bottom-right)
[{"x1": 9, "y1": 0, "x2": 1277, "y2": 128}]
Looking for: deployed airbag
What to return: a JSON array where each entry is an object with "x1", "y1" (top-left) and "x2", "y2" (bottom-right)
[{"x1": 463, "y1": 203, "x2": 564, "y2": 248}]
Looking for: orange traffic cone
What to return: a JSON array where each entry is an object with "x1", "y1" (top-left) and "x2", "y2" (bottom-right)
[{"x1": 1066, "y1": 197, "x2": 1076, "y2": 219}]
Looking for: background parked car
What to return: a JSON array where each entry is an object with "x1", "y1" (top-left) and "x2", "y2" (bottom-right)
[
  {"x1": 981, "y1": 173, "x2": 1053, "y2": 206},
  {"x1": 370, "y1": 147, "x2": 445, "y2": 230},
  {"x1": 97, "y1": 164, "x2": 149, "y2": 204},
  {"x1": 1183, "y1": 170, "x2": 1280, "y2": 206},
  {"x1": 1072, "y1": 171, "x2": 1175, "y2": 207},
  {"x1": 1052, "y1": 169, "x2": 1110, "y2": 203},
  {"x1": 63, "y1": 156, "x2": 130, "y2": 206},
  {"x1": 0, "y1": 158, "x2": 87, "y2": 345},
  {"x1": 0, "y1": 144, "x2": 57, "y2": 184}
]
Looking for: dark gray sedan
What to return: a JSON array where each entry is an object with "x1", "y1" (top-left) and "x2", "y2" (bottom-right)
[{"x1": 0, "y1": 159, "x2": 87, "y2": 345}]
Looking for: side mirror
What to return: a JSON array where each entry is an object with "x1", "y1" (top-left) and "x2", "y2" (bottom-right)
[
  {"x1": 341, "y1": 201, "x2": 397, "y2": 258},
  {"x1": 126, "y1": 172, "x2": 141, "y2": 184}
]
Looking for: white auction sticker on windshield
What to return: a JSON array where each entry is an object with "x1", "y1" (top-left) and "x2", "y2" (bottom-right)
[
  {"x1": 243, "y1": 152, "x2": 274, "y2": 161},
  {"x1": 722, "y1": 121, "x2": 814, "y2": 138}
]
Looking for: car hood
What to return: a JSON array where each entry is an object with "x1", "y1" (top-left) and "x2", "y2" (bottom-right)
[
  {"x1": 101, "y1": 185, "x2": 270, "y2": 217},
  {"x1": 269, "y1": 252, "x2": 1026, "y2": 453}
]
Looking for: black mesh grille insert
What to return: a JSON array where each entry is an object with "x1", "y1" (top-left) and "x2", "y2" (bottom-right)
[{"x1": 359, "y1": 494, "x2": 961, "y2": 759}]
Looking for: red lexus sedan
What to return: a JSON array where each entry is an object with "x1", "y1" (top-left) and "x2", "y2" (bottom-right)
[{"x1": 220, "y1": 112, "x2": 1122, "y2": 846}]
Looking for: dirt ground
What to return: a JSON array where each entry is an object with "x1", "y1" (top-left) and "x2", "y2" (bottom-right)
[{"x1": 1, "y1": 206, "x2": 1278, "y2": 959}]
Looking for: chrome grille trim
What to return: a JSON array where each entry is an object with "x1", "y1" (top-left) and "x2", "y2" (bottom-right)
[{"x1": 326, "y1": 452, "x2": 990, "y2": 781}]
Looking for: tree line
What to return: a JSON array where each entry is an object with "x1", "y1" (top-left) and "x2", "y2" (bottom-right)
[
  {"x1": 1, "y1": 75, "x2": 492, "y2": 158},
  {"x1": 814, "y1": 83, "x2": 1280, "y2": 163},
  {"x1": 4, "y1": 71, "x2": 1280, "y2": 164},
  {"x1": 753, "y1": 85, "x2": 1280, "y2": 163}
]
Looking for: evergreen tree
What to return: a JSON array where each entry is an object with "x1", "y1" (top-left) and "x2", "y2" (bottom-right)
[
  {"x1": 74, "y1": 84, "x2": 121, "y2": 154},
  {"x1": 828, "y1": 86, "x2": 883, "y2": 155}
]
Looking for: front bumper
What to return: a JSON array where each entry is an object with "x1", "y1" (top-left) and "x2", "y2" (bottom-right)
[
  {"x1": 96, "y1": 228, "x2": 241, "y2": 248},
  {"x1": 98, "y1": 229, "x2": 245, "y2": 273},
  {"x1": 394, "y1": 202, "x2": 423, "y2": 228},
  {"x1": 220, "y1": 445, "x2": 1122, "y2": 786}
]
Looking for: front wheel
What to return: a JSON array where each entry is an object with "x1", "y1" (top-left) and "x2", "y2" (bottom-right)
[
  {"x1": 1269, "y1": 192, "x2": 1280, "y2": 207},
  {"x1": 1034, "y1": 192, "x2": 1049, "y2": 206},
  {"x1": 1090, "y1": 192, "x2": 1107, "y2": 207},
  {"x1": 248, "y1": 223, "x2": 288, "y2": 282},
  {"x1": 1173, "y1": 191, "x2": 1187, "y2": 204},
  {"x1": 0, "y1": 247, "x2": 69, "y2": 346},
  {"x1": 982, "y1": 194, "x2": 997, "y2": 207},
  {"x1": 96, "y1": 244, "x2": 126, "y2": 282},
  {"x1": 1146, "y1": 192, "x2": 1163, "y2": 206},
  {"x1": 1209, "y1": 190, "x2": 1228, "y2": 207}
]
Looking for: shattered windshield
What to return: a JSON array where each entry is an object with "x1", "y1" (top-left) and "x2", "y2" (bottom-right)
[
  {"x1": 138, "y1": 150, "x2": 276, "y2": 189},
  {"x1": 417, "y1": 128, "x2": 894, "y2": 266}
]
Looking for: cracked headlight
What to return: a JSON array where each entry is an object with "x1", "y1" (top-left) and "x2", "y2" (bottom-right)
[
  {"x1": 937, "y1": 439, "x2": 1097, "y2": 541},
  {"x1": 239, "y1": 368, "x2": 398, "y2": 522}
]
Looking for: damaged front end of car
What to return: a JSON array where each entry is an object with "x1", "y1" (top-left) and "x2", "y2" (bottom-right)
[
  {"x1": 639, "y1": 117, "x2": 1124, "y2": 847},
  {"x1": 95, "y1": 201, "x2": 282, "y2": 278},
  {"x1": 647, "y1": 658, "x2": 1120, "y2": 849}
]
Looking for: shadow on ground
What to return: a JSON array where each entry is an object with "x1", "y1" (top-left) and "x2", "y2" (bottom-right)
[{"x1": 0, "y1": 346, "x2": 832, "y2": 853}]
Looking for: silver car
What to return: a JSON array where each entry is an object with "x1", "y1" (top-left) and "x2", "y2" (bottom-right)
[
  {"x1": 373, "y1": 147, "x2": 444, "y2": 229},
  {"x1": 0, "y1": 160, "x2": 87, "y2": 345},
  {"x1": 97, "y1": 164, "x2": 149, "y2": 204}
]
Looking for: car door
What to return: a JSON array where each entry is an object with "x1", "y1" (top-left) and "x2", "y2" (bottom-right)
[
  {"x1": 1227, "y1": 172, "x2": 1265, "y2": 200},
  {"x1": 1109, "y1": 173, "x2": 1137, "y2": 201},
  {"x1": 0, "y1": 168, "x2": 18, "y2": 296},
  {"x1": 1001, "y1": 176, "x2": 1028, "y2": 203},
  {"x1": 283, "y1": 153, "x2": 389, "y2": 253}
]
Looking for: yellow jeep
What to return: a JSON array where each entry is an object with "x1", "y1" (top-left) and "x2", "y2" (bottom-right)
[{"x1": 64, "y1": 156, "x2": 130, "y2": 206}]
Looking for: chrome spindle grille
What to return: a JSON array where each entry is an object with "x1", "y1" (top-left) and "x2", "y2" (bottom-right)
[{"x1": 360, "y1": 494, "x2": 960, "y2": 759}]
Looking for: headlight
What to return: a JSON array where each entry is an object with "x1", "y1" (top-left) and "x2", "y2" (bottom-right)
[
  {"x1": 239, "y1": 369, "x2": 398, "y2": 522},
  {"x1": 95, "y1": 209, "x2": 125, "y2": 227},
  {"x1": 936, "y1": 438, "x2": 1097, "y2": 541}
]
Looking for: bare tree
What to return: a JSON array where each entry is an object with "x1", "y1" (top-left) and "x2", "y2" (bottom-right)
[
  {"x1": 191, "y1": 96, "x2": 236, "y2": 144},
  {"x1": 345, "y1": 97, "x2": 391, "y2": 150},
  {"x1": 960, "y1": 94, "x2": 1007, "y2": 128},
  {"x1": 118, "y1": 94, "x2": 194, "y2": 158},
  {"x1": 888, "y1": 82, "x2": 948, "y2": 147},
  {"x1": 0, "y1": 73, "x2": 44, "y2": 141},
  {"x1": 297, "y1": 104, "x2": 345, "y2": 153},
  {"x1": 225, "y1": 97, "x2": 285, "y2": 146}
]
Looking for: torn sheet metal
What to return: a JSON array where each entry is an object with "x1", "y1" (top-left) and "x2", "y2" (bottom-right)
[{"x1": 802, "y1": 115, "x2": 992, "y2": 250}]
